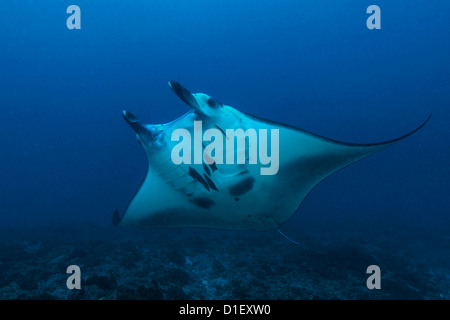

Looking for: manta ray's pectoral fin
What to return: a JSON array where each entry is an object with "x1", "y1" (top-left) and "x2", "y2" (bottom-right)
[
  {"x1": 303, "y1": 114, "x2": 430, "y2": 181},
  {"x1": 308, "y1": 114, "x2": 432, "y2": 175},
  {"x1": 249, "y1": 113, "x2": 431, "y2": 226}
]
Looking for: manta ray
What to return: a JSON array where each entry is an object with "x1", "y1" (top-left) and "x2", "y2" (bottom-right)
[{"x1": 114, "y1": 81, "x2": 429, "y2": 231}]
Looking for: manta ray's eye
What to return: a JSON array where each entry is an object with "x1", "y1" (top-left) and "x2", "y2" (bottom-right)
[{"x1": 207, "y1": 98, "x2": 217, "y2": 108}]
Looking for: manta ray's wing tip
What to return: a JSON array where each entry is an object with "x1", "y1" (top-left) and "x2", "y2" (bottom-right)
[
  {"x1": 361, "y1": 113, "x2": 431, "y2": 147},
  {"x1": 405, "y1": 113, "x2": 432, "y2": 138}
]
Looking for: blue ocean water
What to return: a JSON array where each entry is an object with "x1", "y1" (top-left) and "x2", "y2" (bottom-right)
[{"x1": 0, "y1": 0, "x2": 449, "y2": 300}]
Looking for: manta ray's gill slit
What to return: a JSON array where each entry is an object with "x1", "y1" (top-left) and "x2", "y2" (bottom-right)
[
  {"x1": 174, "y1": 180, "x2": 195, "y2": 192},
  {"x1": 151, "y1": 157, "x2": 174, "y2": 169},
  {"x1": 157, "y1": 164, "x2": 189, "y2": 187},
  {"x1": 157, "y1": 163, "x2": 180, "y2": 177},
  {"x1": 165, "y1": 173, "x2": 190, "y2": 188}
]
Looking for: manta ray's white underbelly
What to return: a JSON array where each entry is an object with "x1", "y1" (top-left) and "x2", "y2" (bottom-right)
[{"x1": 120, "y1": 159, "x2": 301, "y2": 231}]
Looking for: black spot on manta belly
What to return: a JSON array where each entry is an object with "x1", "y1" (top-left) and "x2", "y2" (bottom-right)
[
  {"x1": 202, "y1": 162, "x2": 211, "y2": 176},
  {"x1": 191, "y1": 197, "x2": 215, "y2": 209},
  {"x1": 209, "y1": 161, "x2": 218, "y2": 172},
  {"x1": 204, "y1": 174, "x2": 218, "y2": 191},
  {"x1": 188, "y1": 166, "x2": 210, "y2": 191},
  {"x1": 228, "y1": 176, "x2": 255, "y2": 197}
]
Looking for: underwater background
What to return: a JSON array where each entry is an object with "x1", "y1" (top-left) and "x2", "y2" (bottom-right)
[{"x1": 0, "y1": 0, "x2": 449, "y2": 299}]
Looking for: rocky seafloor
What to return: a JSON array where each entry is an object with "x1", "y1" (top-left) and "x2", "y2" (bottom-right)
[{"x1": 0, "y1": 220, "x2": 449, "y2": 300}]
